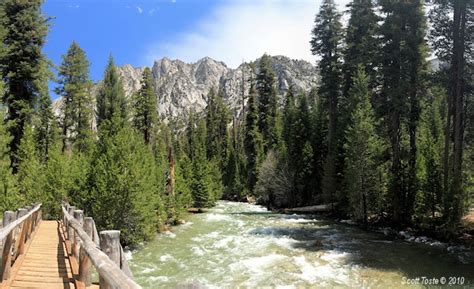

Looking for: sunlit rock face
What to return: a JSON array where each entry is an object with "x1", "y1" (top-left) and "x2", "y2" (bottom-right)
[{"x1": 53, "y1": 55, "x2": 319, "y2": 121}]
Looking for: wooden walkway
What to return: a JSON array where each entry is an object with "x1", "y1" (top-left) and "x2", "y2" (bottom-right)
[
  {"x1": 1, "y1": 204, "x2": 139, "y2": 289},
  {"x1": 5, "y1": 221, "x2": 75, "y2": 289}
]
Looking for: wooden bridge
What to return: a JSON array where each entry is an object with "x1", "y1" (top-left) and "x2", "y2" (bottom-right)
[{"x1": 0, "y1": 203, "x2": 142, "y2": 289}]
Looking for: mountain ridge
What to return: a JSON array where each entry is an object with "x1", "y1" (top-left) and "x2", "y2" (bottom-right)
[{"x1": 53, "y1": 55, "x2": 319, "y2": 121}]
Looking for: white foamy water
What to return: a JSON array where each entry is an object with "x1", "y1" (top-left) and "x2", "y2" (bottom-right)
[{"x1": 129, "y1": 201, "x2": 474, "y2": 289}]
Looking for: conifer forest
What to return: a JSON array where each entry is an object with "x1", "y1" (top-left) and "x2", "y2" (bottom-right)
[{"x1": 0, "y1": 0, "x2": 473, "y2": 288}]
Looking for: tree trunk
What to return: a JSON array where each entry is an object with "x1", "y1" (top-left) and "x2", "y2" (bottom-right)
[{"x1": 450, "y1": 0, "x2": 467, "y2": 224}]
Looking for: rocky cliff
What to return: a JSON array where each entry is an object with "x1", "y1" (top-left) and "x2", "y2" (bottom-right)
[{"x1": 54, "y1": 55, "x2": 319, "y2": 121}]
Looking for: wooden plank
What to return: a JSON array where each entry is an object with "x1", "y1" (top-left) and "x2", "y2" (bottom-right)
[
  {"x1": 0, "y1": 217, "x2": 41, "y2": 289},
  {"x1": 14, "y1": 274, "x2": 73, "y2": 283},
  {"x1": 3, "y1": 220, "x2": 77, "y2": 289},
  {"x1": 17, "y1": 267, "x2": 70, "y2": 273},
  {"x1": 16, "y1": 270, "x2": 73, "y2": 278},
  {"x1": 11, "y1": 280, "x2": 75, "y2": 288}
]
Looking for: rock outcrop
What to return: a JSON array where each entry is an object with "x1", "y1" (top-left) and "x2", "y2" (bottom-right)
[{"x1": 54, "y1": 55, "x2": 319, "y2": 121}]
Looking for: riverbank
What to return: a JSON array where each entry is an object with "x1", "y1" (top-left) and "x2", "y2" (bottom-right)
[{"x1": 276, "y1": 204, "x2": 474, "y2": 252}]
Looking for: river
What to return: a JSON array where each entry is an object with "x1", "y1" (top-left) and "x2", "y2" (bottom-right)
[{"x1": 129, "y1": 201, "x2": 474, "y2": 288}]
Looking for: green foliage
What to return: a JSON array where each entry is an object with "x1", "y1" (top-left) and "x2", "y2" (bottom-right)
[
  {"x1": 67, "y1": 152, "x2": 92, "y2": 209},
  {"x1": 56, "y1": 41, "x2": 93, "y2": 153},
  {"x1": 133, "y1": 67, "x2": 157, "y2": 145},
  {"x1": 187, "y1": 117, "x2": 220, "y2": 208},
  {"x1": 205, "y1": 87, "x2": 230, "y2": 168},
  {"x1": 35, "y1": 92, "x2": 58, "y2": 163},
  {"x1": 244, "y1": 84, "x2": 264, "y2": 193},
  {"x1": 311, "y1": 0, "x2": 344, "y2": 204},
  {"x1": 380, "y1": 0, "x2": 428, "y2": 224},
  {"x1": 96, "y1": 55, "x2": 128, "y2": 132},
  {"x1": 17, "y1": 125, "x2": 44, "y2": 205},
  {"x1": 42, "y1": 143, "x2": 71, "y2": 219},
  {"x1": 416, "y1": 87, "x2": 445, "y2": 222},
  {"x1": 343, "y1": 68, "x2": 385, "y2": 223},
  {"x1": 223, "y1": 132, "x2": 246, "y2": 200},
  {"x1": 174, "y1": 153, "x2": 193, "y2": 216},
  {"x1": 256, "y1": 54, "x2": 279, "y2": 152},
  {"x1": 343, "y1": 0, "x2": 379, "y2": 95},
  {"x1": 0, "y1": 109, "x2": 20, "y2": 212},
  {"x1": 88, "y1": 126, "x2": 160, "y2": 247},
  {"x1": 0, "y1": 0, "x2": 49, "y2": 169}
]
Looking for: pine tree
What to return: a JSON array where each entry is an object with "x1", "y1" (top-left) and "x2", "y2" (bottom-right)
[
  {"x1": 35, "y1": 61, "x2": 57, "y2": 163},
  {"x1": 310, "y1": 88, "x2": 328, "y2": 200},
  {"x1": 223, "y1": 134, "x2": 246, "y2": 199},
  {"x1": 244, "y1": 84, "x2": 264, "y2": 193},
  {"x1": 417, "y1": 87, "x2": 444, "y2": 222},
  {"x1": 96, "y1": 55, "x2": 128, "y2": 133},
  {"x1": 379, "y1": 0, "x2": 428, "y2": 224},
  {"x1": 0, "y1": 0, "x2": 49, "y2": 170},
  {"x1": 344, "y1": 68, "x2": 384, "y2": 224},
  {"x1": 256, "y1": 54, "x2": 278, "y2": 152},
  {"x1": 56, "y1": 41, "x2": 93, "y2": 153},
  {"x1": 310, "y1": 0, "x2": 344, "y2": 205},
  {"x1": 205, "y1": 87, "x2": 230, "y2": 167},
  {"x1": 189, "y1": 118, "x2": 214, "y2": 207},
  {"x1": 175, "y1": 153, "x2": 193, "y2": 215},
  {"x1": 0, "y1": 109, "x2": 20, "y2": 212},
  {"x1": 282, "y1": 88, "x2": 297, "y2": 152},
  {"x1": 16, "y1": 125, "x2": 44, "y2": 204},
  {"x1": 43, "y1": 142, "x2": 71, "y2": 219},
  {"x1": 133, "y1": 67, "x2": 157, "y2": 145},
  {"x1": 88, "y1": 126, "x2": 160, "y2": 246},
  {"x1": 295, "y1": 94, "x2": 314, "y2": 204},
  {"x1": 342, "y1": 0, "x2": 379, "y2": 96}
]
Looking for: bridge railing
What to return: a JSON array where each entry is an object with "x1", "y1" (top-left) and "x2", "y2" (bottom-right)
[
  {"x1": 61, "y1": 202, "x2": 141, "y2": 289},
  {"x1": 0, "y1": 203, "x2": 42, "y2": 282}
]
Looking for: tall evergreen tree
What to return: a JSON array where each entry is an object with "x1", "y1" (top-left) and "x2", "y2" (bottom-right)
[
  {"x1": 56, "y1": 42, "x2": 93, "y2": 153},
  {"x1": 417, "y1": 88, "x2": 445, "y2": 222},
  {"x1": 0, "y1": 109, "x2": 20, "y2": 212},
  {"x1": 133, "y1": 67, "x2": 157, "y2": 145},
  {"x1": 429, "y1": 0, "x2": 473, "y2": 227},
  {"x1": 256, "y1": 54, "x2": 278, "y2": 152},
  {"x1": 187, "y1": 117, "x2": 217, "y2": 207},
  {"x1": 96, "y1": 55, "x2": 127, "y2": 133},
  {"x1": 379, "y1": 0, "x2": 428, "y2": 224},
  {"x1": 88, "y1": 126, "x2": 160, "y2": 246},
  {"x1": 0, "y1": 0, "x2": 49, "y2": 170},
  {"x1": 16, "y1": 125, "x2": 44, "y2": 204},
  {"x1": 342, "y1": 0, "x2": 379, "y2": 96},
  {"x1": 244, "y1": 84, "x2": 264, "y2": 192},
  {"x1": 310, "y1": 0, "x2": 344, "y2": 204},
  {"x1": 343, "y1": 68, "x2": 385, "y2": 224},
  {"x1": 35, "y1": 62, "x2": 57, "y2": 163},
  {"x1": 205, "y1": 87, "x2": 230, "y2": 167}
]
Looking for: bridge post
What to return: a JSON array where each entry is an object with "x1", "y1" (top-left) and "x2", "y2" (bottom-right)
[
  {"x1": 67, "y1": 206, "x2": 76, "y2": 252},
  {"x1": 99, "y1": 230, "x2": 121, "y2": 289},
  {"x1": 24, "y1": 206, "x2": 33, "y2": 241},
  {"x1": 16, "y1": 208, "x2": 28, "y2": 256},
  {"x1": 78, "y1": 217, "x2": 94, "y2": 286},
  {"x1": 73, "y1": 210, "x2": 84, "y2": 260},
  {"x1": 1, "y1": 211, "x2": 15, "y2": 281}
]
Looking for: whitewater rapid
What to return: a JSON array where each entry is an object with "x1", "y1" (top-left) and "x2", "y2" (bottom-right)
[{"x1": 129, "y1": 201, "x2": 473, "y2": 288}]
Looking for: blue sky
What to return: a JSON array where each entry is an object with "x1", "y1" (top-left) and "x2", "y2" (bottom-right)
[{"x1": 43, "y1": 0, "x2": 350, "y2": 89}]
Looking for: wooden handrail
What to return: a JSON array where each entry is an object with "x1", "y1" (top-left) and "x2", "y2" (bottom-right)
[
  {"x1": 61, "y1": 204, "x2": 141, "y2": 289},
  {"x1": 1, "y1": 203, "x2": 42, "y2": 282},
  {"x1": 0, "y1": 203, "x2": 41, "y2": 241}
]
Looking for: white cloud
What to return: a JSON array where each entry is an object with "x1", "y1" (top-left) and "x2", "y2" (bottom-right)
[
  {"x1": 136, "y1": 6, "x2": 143, "y2": 14},
  {"x1": 145, "y1": 0, "x2": 350, "y2": 68}
]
